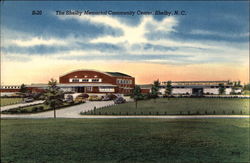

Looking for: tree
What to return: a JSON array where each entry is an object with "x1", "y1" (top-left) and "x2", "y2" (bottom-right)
[
  {"x1": 132, "y1": 85, "x2": 143, "y2": 109},
  {"x1": 218, "y1": 83, "x2": 225, "y2": 95},
  {"x1": 165, "y1": 81, "x2": 172, "y2": 97},
  {"x1": 19, "y1": 84, "x2": 29, "y2": 100},
  {"x1": 20, "y1": 84, "x2": 28, "y2": 94},
  {"x1": 151, "y1": 80, "x2": 160, "y2": 103},
  {"x1": 237, "y1": 81, "x2": 241, "y2": 87},
  {"x1": 44, "y1": 78, "x2": 64, "y2": 118},
  {"x1": 243, "y1": 83, "x2": 250, "y2": 91}
]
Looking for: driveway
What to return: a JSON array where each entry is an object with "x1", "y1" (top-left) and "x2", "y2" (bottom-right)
[
  {"x1": 1, "y1": 101, "x2": 115, "y2": 118},
  {"x1": 1, "y1": 100, "x2": 44, "y2": 111}
]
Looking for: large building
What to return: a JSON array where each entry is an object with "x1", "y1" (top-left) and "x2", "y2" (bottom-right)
[{"x1": 58, "y1": 69, "x2": 135, "y2": 94}]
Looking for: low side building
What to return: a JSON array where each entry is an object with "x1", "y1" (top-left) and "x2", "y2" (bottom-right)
[{"x1": 160, "y1": 81, "x2": 233, "y2": 95}]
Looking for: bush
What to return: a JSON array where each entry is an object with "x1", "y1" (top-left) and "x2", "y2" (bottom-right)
[
  {"x1": 38, "y1": 106, "x2": 44, "y2": 111},
  {"x1": 20, "y1": 109, "x2": 28, "y2": 113},
  {"x1": 32, "y1": 107, "x2": 38, "y2": 112}
]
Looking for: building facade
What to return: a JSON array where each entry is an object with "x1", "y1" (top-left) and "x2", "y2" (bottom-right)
[
  {"x1": 58, "y1": 69, "x2": 135, "y2": 94},
  {"x1": 160, "y1": 81, "x2": 234, "y2": 95}
]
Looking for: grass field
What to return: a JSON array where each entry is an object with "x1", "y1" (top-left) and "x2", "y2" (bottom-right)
[
  {"x1": 84, "y1": 98, "x2": 249, "y2": 115},
  {"x1": 1, "y1": 118, "x2": 249, "y2": 163},
  {"x1": 243, "y1": 90, "x2": 250, "y2": 95},
  {"x1": 0, "y1": 98, "x2": 23, "y2": 106}
]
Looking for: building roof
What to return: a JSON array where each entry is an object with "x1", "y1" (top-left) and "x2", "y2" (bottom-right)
[
  {"x1": 59, "y1": 69, "x2": 133, "y2": 78},
  {"x1": 28, "y1": 83, "x2": 117, "y2": 88},
  {"x1": 105, "y1": 72, "x2": 132, "y2": 77},
  {"x1": 137, "y1": 84, "x2": 153, "y2": 89},
  {"x1": 170, "y1": 81, "x2": 229, "y2": 83}
]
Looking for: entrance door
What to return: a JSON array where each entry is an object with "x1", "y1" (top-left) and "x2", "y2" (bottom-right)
[
  {"x1": 192, "y1": 88, "x2": 203, "y2": 96},
  {"x1": 76, "y1": 87, "x2": 84, "y2": 93}
]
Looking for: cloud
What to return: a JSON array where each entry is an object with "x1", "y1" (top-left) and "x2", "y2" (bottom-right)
[
  {"x1": 1, "y1": 14, "x2": 249, "y2": 66},
  {"x1": 12, "y1": 37, "x2": 67, "y2": 47},
  {"x1": 190, "y1": 29, "x2": 249, "y2": 38},
  {"x1": 58, "y1": 15, "x2": 178, "y2": 44}
]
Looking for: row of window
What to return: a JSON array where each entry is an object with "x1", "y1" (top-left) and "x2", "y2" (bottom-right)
[
  {"x1": 169, "y1": 83, "x2": 228, "y2": 86},
  {"x1": 1, "y1": 86, "x2": 21, "y2": 89},
  {"x1": 99, "y1": 87, "x2": 115, "y2": 92},
  {"x1": 172, "y1": 86, "x2": 231, "y2": 89},
  {"x1": 69, "y1": 78, "x2": 102, "y2": 83},
  {"x1": 117, "y1": 79, "x2": 132, "y2": 84}
]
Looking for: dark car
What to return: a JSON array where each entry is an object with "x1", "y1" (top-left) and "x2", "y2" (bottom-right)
[{"x1": 114, "y1": 97, "x2": 126, "y2": 104}]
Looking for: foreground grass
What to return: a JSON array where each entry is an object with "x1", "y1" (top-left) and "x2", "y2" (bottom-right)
[
  {"x1": 0, "y1": 98, "x2": 23, "y2": 106},
  {"x1": 1, "y1": 118, "x2": 249, "y2": 163},
  {"x1": 85, "y1": 98, "x2": 249, "y2": 115}
]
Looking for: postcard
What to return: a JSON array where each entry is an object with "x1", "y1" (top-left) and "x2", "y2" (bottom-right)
[{"x1": 1, "y1": 1, "x2": 249, "y2": 163}]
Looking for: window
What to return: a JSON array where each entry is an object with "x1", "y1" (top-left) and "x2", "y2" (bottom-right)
[
  {"x1": 92, "y1": 79, "x2": 100, "y2": 82},
  {"x1": 86, "y1": 86, "x2": 92, "y2": 92},
  {"x1": 117, "y1": 79, "x2": 121, "y2": 84},
  {"x1": 99, "y1": 87, "x2": 114, "y2": 92},
  {"x1": 81, "y1": 79, "x2": 89, "y2": 82},
  {"x1": 72, "y1": 78, "x2": 79, "y2": 82}
]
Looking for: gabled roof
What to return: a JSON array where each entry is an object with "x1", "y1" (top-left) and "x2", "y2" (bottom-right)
[
  {"x1": 105, "y1": 72, "x2": 132, "y2": 77},
  {"x1": 59, "y1": 69, "x2": 133, "y2": 78}
]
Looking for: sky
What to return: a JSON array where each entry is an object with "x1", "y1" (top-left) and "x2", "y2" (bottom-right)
[{"x1": 1, "y1": 1, "x2": 249, "y2": 85}]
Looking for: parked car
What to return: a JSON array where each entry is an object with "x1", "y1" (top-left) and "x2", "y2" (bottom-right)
[
  {"x1": 114, "y1": 97, "x2": 126, "y2": 104},
  {"x1": 63, "y1": 95, "x2": 74, "y2": 103},
  {"x1": 24, "y1": 97, "x2": 34, "y2": 103},
  {"x1": 102, "y1": 94, "x2": 117, "y2": 101},
  {"x1": 89, "y1": 95, "x2": 102, "y2": 101},
  {"x1": 102, "y1": 96, "x2": 110, "y2": 101},
  {"x1": 75, "y1": 96, "x2": 86, "y2": 103}
]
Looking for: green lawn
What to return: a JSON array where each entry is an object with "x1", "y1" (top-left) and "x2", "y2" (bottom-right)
[
  {"x1": 0, "y1": 98, "x2": 23, "y2": 106},
  {"x1": 243, "y1": 90, "x2": 250, "y2": 95},
  {"x1": 84, "y1": 98, "x2": 249, "y2": 115},
  {"x1": 1, "y1": 119, "x2": 249, "y2": 163}
]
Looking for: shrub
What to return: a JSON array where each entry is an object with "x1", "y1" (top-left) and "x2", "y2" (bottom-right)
[
  {"x1": 20, "y1": 109, "x2": 28, "y2": 113},
  {"x1": 32, "y1": 107, "x2": 38, "y2": 112},
  {"x1": 38, "y1": 106, "x2": 44, "y2": 111}
]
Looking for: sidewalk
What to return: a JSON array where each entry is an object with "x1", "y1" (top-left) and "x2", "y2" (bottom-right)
[{"x1": 1, "y1": 100, "x2": 44, "y2": 111}]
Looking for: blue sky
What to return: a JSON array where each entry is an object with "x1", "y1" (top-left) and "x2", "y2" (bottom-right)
[{"x1": 1, "y1": 1, "x2": 249, "y2": 84}]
